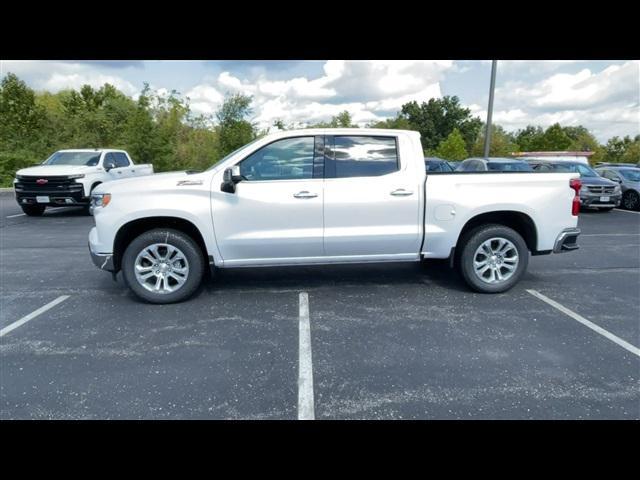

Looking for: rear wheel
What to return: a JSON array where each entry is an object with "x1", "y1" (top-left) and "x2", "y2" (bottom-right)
[
  {"x1": 458, "y1": 224, "x2": 529, "y2": 293},
  {"x1": 122, "y1": 228, "x2": 205, "y2": 304},
  {"x1": 622, "y1": 190, "x2": 640, "y2": 211},
  {"x1": 21, "y1": 204, "x2": 46, "y2": 216}
]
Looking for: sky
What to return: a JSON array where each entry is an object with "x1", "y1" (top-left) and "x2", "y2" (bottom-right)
[{"x1": 1, "y1": 60, "x2": 639, "y2": 143}]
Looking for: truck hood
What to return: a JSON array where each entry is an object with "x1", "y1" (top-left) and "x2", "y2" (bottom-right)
[
  {"x1": 580, "y1": 176, "x2": 617, "y2": 187},
  {"x1": 16, "y1": 164, "x2": 102, "y2": 177},
  {"x1": 93, "y1": 171, "x2": 208, "y2": 194}
]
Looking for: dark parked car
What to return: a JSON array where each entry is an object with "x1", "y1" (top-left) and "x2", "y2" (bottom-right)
[
  {"x1": 456, "y1": 157, "x2": 533, "y2": 172},
  {"x1": 424, "y1": 157, "x2": 455, "y2": 173},
  {"x1": 529, "y1": 160, "x2": 622, "y2": 211},
  {"x1": 595, "y1": 166, "x2": 640, "y2": 211}
]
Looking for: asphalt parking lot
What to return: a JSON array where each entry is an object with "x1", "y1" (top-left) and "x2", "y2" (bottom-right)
[{"x1": 1, "y1": 192, "x2": 639, "y2": 419}]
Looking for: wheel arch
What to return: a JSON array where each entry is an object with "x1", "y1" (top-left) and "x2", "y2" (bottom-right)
[
  {"x1": 455, "y1": 210, "x2": 538, "y2": 254},
  {"x1": 112, "y1": 216, "x2": 209, "y2": 272}
]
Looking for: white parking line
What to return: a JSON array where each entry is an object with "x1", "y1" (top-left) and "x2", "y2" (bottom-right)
[
  {"x1": 527, "y1": 289, "x2": 640, "y2": 358},
  {"x1": 614, "y1": 208, "x2": 640, "y2": 214},
  {"x1": 0, "y1": 295, "x2": 70, "y2": 337},
  {"x1": 581, "y1": 233, "x2": 640, "y2": 236},
  {"x1": 298, "y1": 291, "x2": 315, "y2": 420},
  {"x1": 6, "y1": 213, "x2": 26, "y2": 218}
]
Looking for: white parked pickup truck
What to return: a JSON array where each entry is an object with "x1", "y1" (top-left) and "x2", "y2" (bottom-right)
[
  {"x1": 13, "y1": 149, "x2": 153, "y2": 216},
  {"x1": 88, "y1": 129, "x2": 582, "y2": 303}
]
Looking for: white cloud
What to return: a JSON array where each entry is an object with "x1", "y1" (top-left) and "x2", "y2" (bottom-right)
[
  {"x1": 185, "y1": 60, "x2": 453, "y2": 129},
  {"x1": 490, "y1": 61, "x2": 640, "y2": 141},
  {"x1": 42, "y1": 72, "x2": 138, "y2": 97},
  {"x1": 1, "y1": 60, "x2": 140, "y2": 97}
]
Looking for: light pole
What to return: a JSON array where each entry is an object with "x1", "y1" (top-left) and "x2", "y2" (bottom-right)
[{"x1": 483, "y1": 60, "x2": 497, "y2": 159}]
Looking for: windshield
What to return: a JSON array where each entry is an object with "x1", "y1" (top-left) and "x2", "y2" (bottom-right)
[
  {"x1": 548, "y1": 163, "x2": 598, "y2": 177},
  {"x1": 44, "y1": 151, "x2": 101, "y2": 166},
  {"x1": 206, "y1": 138, "x2": 263, "y2": 171},
  {"x1": 619, "y1": 169, "x2": 640, "y2": 182},
  {"x1": 425, "y1": 161, "x2": 453, "y2": 172},
  {"x1": 487, "y1": 162, "x2": 532, "y2": 172}
]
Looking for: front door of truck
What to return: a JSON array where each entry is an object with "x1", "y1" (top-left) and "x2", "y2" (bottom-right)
[{"x1": 211, "y1": 135, "x2": 325, "y2": 266}]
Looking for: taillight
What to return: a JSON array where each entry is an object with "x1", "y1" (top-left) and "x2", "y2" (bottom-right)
[{"x1": 570, "y1": 178, "x2": 581, "y2": 216}]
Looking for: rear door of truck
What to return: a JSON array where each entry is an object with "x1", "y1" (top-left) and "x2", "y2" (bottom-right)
[{"x1": 322, "y1": 132, "x2": 424, "y2": 258}]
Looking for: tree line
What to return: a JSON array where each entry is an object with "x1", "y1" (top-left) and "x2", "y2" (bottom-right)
[{"x1": 1, "y1": 72, "x2": 638, "y2": 186}]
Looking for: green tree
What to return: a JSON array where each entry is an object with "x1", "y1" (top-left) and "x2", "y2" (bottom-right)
[
  {"x1": 603, "y1": 135, "x2": 638, "y2": 163},
  {"x1": 621, "y1": 138, "x2": 640, "y2": 163},
  {"x1": 400, "y1": 96, "x2": 482, "y2": 152},
  {"x1": 215, "y1": 93, "x2": 256, "y2": 158},
  {"x1": 368, "y1": 115, "x2": 412, "y2": 130},
  {"x1": 309, "y1": 110, "x2": 357, "y2": 128},
  {"x1": 0, "y1": 73, "x2": 46, "y2": 151},
  {"x1": 471, "y1": 124, "x2": 519, "y2": 157},
  {"x1": 539, "y1": 123, "x2": 572, "y2": 151},
  {"x1": 514, "y1": 125, "x2": 545, "y2": 151},
  {"x1": 124, "y1": 84, "x2": 164, "y2": 166},
  {"x1": 433, "y1": 128, "x2": 468, "y2": 160}
]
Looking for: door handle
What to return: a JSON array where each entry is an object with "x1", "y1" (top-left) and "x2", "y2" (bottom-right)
[
  {"x1": 390, "y1": 188, "x2": 413, "y2": 196},
  {"x1": 293, "y1": 191, "x2": 318, "y2": 199}
]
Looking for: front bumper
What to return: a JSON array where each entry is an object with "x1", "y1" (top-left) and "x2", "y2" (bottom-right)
[
  {"x1": 89, "y1": 227, "x2": 115, "y2": 272},
  {"x1": 553, "y1": 228, "x2": 580, "y2": 253},
  {"x1": 15, "y1": 190, "x2": 89, "y2": 207},
  {"x1": 579, "y1": 193, "x2": 621, "y2": 208}
]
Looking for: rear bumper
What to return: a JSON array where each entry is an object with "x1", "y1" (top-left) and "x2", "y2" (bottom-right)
[{"x1": 553, "y1": 228, "x2": 580, "y2": 253}]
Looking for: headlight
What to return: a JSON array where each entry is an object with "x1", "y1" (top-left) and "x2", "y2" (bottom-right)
[
  {"x1": 68, "y1": 174, "x2": 85, "y2": 179},
  {"x1": 614, "y1": 185, "x2": 622, "y2": 193},
  {"x1": 91, "y1": 193, "x2": 111, "y2": 208}
]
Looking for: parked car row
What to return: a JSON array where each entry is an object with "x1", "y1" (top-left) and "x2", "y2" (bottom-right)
[{"x1": 424, "y1": 156, "x2": 640, "y2": 211}]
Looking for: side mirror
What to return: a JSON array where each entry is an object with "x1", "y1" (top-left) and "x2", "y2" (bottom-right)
[
  {"x1": 104, "y1": 161, "x2": 116, "y2": 172},
  {"x1": 221, "y1": 166, "x2": 242, "y2": 193}
]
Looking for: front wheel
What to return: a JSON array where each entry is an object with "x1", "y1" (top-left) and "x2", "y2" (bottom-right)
[
  {"x1": 21, "y1": 204, "x2": 46, "y2": 216},
  {"x1": 122, "y1": 229, "x2": 205, "y2": 304},
  {"x1": 622, "y1": 190, "x2": 640, "y2": 211},
  {"x1": 458, "y1": 224, "x2": 529, "y2": 293}
]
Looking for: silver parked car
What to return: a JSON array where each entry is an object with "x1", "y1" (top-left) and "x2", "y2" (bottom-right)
[
  {"x1": 456, "y1": 157, "x2": 533, "y2": 172},
  {"x1": 595, "y1": 166, "x2": 640, "y2": 211}
]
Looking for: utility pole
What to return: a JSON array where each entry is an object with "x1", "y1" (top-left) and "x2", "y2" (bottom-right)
[{"x1": 483, "y1": 60, "x2": 497, "y2": 159}]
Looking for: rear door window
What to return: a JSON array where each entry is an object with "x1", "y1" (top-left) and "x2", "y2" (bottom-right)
[
  {"x1": 325, "y1": 136, "x2": 399, "y2": 178},
  {"x1": 113, "y1": 152, "x2": 130, "y2": 168}
]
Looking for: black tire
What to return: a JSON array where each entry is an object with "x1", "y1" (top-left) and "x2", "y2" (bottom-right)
[
  {"x1": 458, "y1": 224, "x2": 529, "y2": 294},
  {"x1": 622, "y1": 190, "x2": 640, "y2": 211},
  {"x1": 122, "y1": 228, "x2": 205, "y2": 304},
  {"x1": 21, "y1": 204, "x2": 46, "y2": 216}
]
